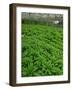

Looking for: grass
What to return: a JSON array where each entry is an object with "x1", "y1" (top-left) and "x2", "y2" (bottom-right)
[{"x1": 21, "y1": 23, "x2": 63, "y2": 77}]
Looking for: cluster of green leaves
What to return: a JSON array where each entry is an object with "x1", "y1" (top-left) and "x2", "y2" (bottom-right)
[{"x1": 21, "y1": 23, "x2": 63, "y2": 77}]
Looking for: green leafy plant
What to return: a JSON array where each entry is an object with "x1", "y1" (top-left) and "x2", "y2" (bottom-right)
[{"x1": 21, "y1": 21, "x2": 63, "y2": 77}]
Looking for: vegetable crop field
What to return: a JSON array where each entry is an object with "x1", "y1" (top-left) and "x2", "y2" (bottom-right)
[{"x1": 21, "y1": 23, "x2": 63, "y2": 77}]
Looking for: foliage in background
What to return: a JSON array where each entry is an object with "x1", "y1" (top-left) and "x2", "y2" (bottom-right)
[{"x1": 21, "y1": 20, "x2": 63, "y2": 77}]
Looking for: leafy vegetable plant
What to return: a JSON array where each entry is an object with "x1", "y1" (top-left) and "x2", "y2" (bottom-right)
[{"x1": 21, "y1": 21, "x2": 63, "y2": 77}]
